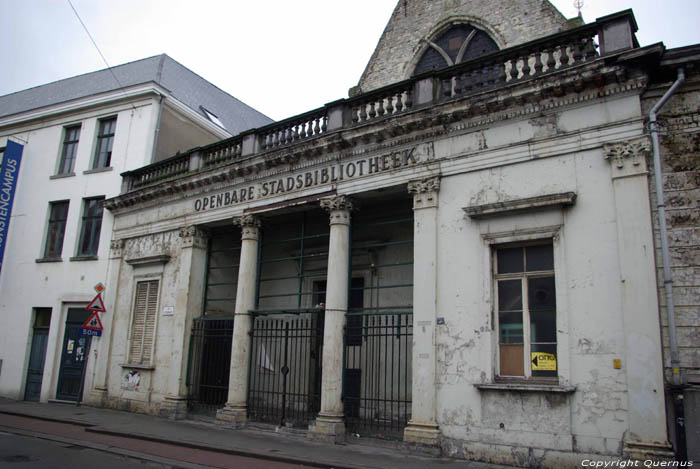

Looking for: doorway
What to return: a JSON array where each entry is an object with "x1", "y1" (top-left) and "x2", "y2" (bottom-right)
[
  {"x1": 24, "y1": 308, "x2": 52, "y2": 401},
  {"x1": 55, "y1": 308, "x2": 92, "y2": 401}
]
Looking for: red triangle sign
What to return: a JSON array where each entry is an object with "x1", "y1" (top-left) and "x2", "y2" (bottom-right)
[
  {"x1": 81, "y1": 311, "x2": 103, "y2": 331},
  {"x1": 86, "y1": 293, "x2": 106, "y2": 313}
]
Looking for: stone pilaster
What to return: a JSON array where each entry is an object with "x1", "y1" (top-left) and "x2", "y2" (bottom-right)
[
  {"x1": 217, "y1": 215, "x2": 261, "y2": 428},
  {"x1": 85, "y1": 239, "x2": 125, "y2": 407},
  {"x1": 604, "y1": 138, "x2": 673, "y2": 459},
  {"x1": 308, "y1": 195, "x2": 354, "y2": 443},
  {"x1": 160, "y1": 226, "x2": 209, "y2": 420},
  {"x1": 404, "y1": 177, "x2": 441, "y2": 450}
]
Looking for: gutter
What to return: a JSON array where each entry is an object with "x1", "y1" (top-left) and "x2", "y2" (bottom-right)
[{"x1": 649, "y1": 68, "x2": 685, "y2": 386}]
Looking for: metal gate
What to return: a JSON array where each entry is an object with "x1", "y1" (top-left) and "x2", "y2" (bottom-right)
[
  {"x1": 343, "y1": 199, "x2": 414, "y2": 439},
  {"x1": 247, "y1": 311, "x2": 323, "y2": 427},
  {"x1": 187, "y1": 318, "x2": 233, "y2": 415}
]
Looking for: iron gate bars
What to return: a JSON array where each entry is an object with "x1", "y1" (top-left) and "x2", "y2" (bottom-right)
[
  {"x1": 187, "y1": 318, "x2": 233, "y2": 415},
  {"x1": 247, "y1": 312, "x2": 323, "y2": 427},
  {"x1": 344, "y1": 312, "x2": 413, "y2": 438},
  {"x1": 344, "y1": 202, "x2": 414, "y2": 438}
]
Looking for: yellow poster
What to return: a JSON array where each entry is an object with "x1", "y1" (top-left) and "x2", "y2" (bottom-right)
[{"x1": 531, "y1": 352, "x2": 557, "y2": 371}]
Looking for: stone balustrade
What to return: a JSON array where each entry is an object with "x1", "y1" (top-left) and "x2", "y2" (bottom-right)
[
  {"x1": 260, "y1": 108, "x2": 328, "y2": 151},
  {"x1": 121, "y1": 11, "x2": 638, "y2": 193}
]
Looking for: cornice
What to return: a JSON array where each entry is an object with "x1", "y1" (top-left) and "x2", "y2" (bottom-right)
[
  {"x1": 105, "y1": 58, "x2": 648, "y2": 214},
  {"x1": 0, "y1": 83, "x2": 165, "y2": 129}
]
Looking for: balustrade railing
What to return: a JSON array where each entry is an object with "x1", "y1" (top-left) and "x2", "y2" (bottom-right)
[
  {"x1": 437, "y1": 26, "x2": 601, "y2": 99},
  {"x1": 202, "y1": 137, "x2": 243, "y2": 169},
  {"x1": 120, "y1": 12, "x2": 636, "y2": 193},
  {"x1": 129, "y1": 152, "x2": 191, "y2": 190},
  {"x1": 350, "y1": 81, "x2": 414, "y2": 125},
  {"x1": 260, "y1": 108, "x2": 328, "y2": 151}
]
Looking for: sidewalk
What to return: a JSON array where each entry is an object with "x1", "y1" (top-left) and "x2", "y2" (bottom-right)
[{"x1": 0, "y1": 398, "x2": 514, "y2": 469}]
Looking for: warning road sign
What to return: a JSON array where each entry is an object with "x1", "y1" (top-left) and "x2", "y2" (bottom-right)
[
  {"x1": 85, "y1": 293, "x2": 106, "y2": 313},
  {"x1": 81, "y1": 311, "x2": 103, "y2": 331}
]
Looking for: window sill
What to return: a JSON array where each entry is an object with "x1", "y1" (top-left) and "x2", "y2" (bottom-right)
[
  {"x1": 475, "y1": 382, "x2": 576, "y2": 393},
  {"x1": 83, "y1": 166, "x2": 113, "y2": 175},
  {"x1": 119, "y1": 363, "x2": 154, "y2": 370},
  {"x1": 69, "y1": 255, "x2": 98, "y2": 262},
  {"x1": 50, "y1": 172, "x2": 75, "y2": 180},
  {"x1": 36, "y1": 257, "x2": 63, "y2": 263}
]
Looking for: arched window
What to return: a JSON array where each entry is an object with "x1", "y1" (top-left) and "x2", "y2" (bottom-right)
[{"x1": 414, "y1": 24, "x2": 498, "y2": 75}]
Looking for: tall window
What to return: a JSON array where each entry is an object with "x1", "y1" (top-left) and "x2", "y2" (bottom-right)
[
  {"x1": 58, "y1": 125, "x2": 81, "y2": 174},
  {"x1": 495, "y1": 242, "x2": 557, "y2": 379},
  {"x1": 43, "y1": 201, "x2": 69, "y2": 259},
  {"x1": 93, "y1": 117, "x2": 116, "y2": 168},
  {"x1": 129, "y1": 280, "x2": 159, "y2": 365},
  {"x1": 77, "y1": 197, "x2": 104, "y2": 257}
]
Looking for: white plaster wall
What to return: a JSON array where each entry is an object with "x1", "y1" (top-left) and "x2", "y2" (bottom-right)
[{"x1": 0, "y1": 97, "x2": 158, "y2": 400}]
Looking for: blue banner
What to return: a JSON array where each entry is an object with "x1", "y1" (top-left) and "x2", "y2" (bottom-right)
[{"x1": 0, "y1": 140, "x2": 23, "y2": 276}]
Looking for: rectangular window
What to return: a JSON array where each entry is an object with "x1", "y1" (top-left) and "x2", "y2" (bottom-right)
[
  {"x1": 76, "y1": 197, "x2": 104, "y2": 257},
  {"x1": 93, "y1": 117, "x2": 116, "y2": 168},
  {"x1": 43, "y1": 201, "x2": 69, "y2": 259},
  {"x1": 128, "y1": 280, "x2": 159, "y2": 365},
  {"x1": 495, "y1": 242, "x2": 557, "y2": 379},
  {"x1": 58, "y1": 125, "x2": 81, "y2": 174}
]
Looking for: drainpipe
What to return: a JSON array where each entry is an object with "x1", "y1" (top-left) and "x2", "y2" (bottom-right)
[
  {"x1": 649, "y1": 68, "x2": 685, "y2": 386},
  {"x1": 150, "y1": 94, "x2": 165, "y2": 163}
]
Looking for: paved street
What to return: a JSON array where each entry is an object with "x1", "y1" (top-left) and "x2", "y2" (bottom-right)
[
  {"x1": 0, "y1": 399, "x2": 515, "y2": 469},
  {"x1": 0, "y1": 414, "x2": 311, "y2": 469}
]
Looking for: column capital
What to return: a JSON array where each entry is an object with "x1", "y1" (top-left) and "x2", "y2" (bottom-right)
[
  {"x1": 320, "y1": 195, "x2": 355, "y2": 225},
  {"x1": 604, "y1": 137, "x2": 651, "y2": 177},
  {"x1": 233, "y1": 215, "x2": 261, "y2": 241},
  {"x1": 179, "y1": 225, "x2": 209, "y2": 249},
  {"x1": 408, "y1": 176, "x2": 440, "y2": 209}
]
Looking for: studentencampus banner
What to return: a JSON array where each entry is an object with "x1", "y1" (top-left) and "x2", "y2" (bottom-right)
[{"x1": 0, "y1": 140, "x2": 23, "y2": 277}]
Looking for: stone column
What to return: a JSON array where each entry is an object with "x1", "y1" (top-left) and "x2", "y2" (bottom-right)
[
  {"x1": 217, "y1": 215, "x2": 261, "y2": 427},
  {"x1": 308, "y1": 195, "x2": 354, "y2": 443},
  {"x1": 85, "y1": 239, "x2": 124, "y2": 407},
  {"x1": 161, "y1": 226, "x2": 209, "y2": 419},
  {"x1": 404, "y1": 176, "x2": 441, "y2": 449},
  {"x1": 604, "y1": 139, "x2": 673, "y2": 459}
]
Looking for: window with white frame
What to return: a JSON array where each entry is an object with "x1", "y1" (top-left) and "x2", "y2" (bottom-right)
[
  {"x1": 76, "y1": 197, "x2": 104, "y2": 257},
  {"x1": 128, "y1": 279, "x2": 159, "y2": 365},
  {"x1": 93, "y1": 117, "x2": 116, "y2": 168},
  {"x1": 57, "y1": 125, "x2": 81, "y2": 174},
  {"x1": 43, "y1": 200, "x2": 69, "y2": 259},
  {"x1": 495, "y1": 242, "x2": 557, "y2": 379}
]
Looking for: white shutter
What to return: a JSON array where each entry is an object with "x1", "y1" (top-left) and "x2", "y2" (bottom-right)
[{"x1": 129, "y1": 280, "x2": 159, "y2": 365}]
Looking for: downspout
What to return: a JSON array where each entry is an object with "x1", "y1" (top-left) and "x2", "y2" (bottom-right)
[
  {"x1": 649, "y1": 68, "x2": 685, "y2": 386},
  {"x1": 150, "y1": 94, "x2": 165, "y2": 163}
]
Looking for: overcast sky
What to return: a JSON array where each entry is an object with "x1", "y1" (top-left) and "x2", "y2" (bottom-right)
[{"x1": 1, "y1": 0, "x2": 698, "y2": 122}]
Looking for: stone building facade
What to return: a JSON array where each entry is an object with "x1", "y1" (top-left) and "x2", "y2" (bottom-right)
[{"x1": 80, "y1": 1, "x2": 699, "y2": 466}]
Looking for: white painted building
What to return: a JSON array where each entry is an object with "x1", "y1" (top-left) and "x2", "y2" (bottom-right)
[
  {"x1": 0, "y1": 54, "x2": 271, "y2": 403},
  {"x1": 91, "y1": 2, "x2": 700, "y2": 464}
]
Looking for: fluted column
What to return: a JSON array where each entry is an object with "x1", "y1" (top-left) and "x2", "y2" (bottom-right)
[
  {"x1": 404, "y1": 176, "x2": 442, "y2": 448},
  {"x1": 216, "y1": 215, "x2": 261, "y2": 428},
  {"x1": 308, "y1": 195, "x2": 354, "y2": 443}
]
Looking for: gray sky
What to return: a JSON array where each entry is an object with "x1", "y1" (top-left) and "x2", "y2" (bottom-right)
[{"x1": 1, "y1": 0, "x2": 698, "y2": 122}]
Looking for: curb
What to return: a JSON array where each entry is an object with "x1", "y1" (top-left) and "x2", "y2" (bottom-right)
[
  {"x1": 85, "y1": 427, "x2": 359, "y2": 469},
  {"x1": 0, "y1": 409, "x2": 94, "y2": 428}
]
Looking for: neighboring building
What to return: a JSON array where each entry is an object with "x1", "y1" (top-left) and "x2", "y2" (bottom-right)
[
  {"x1": 642, "y1": 55, "x2": 700, "y2": 462},
  {"x1": 0, "y1": 54, "x2": 272, "y2": 404}
]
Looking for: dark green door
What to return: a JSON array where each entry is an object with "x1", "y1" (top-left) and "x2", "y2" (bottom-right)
[
  {"x1": 56, "y1": 309, "x2": 92, "y2": 401},
  {"x1": 24, "y1": 329, "x2": 49, "y2": 401}
]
